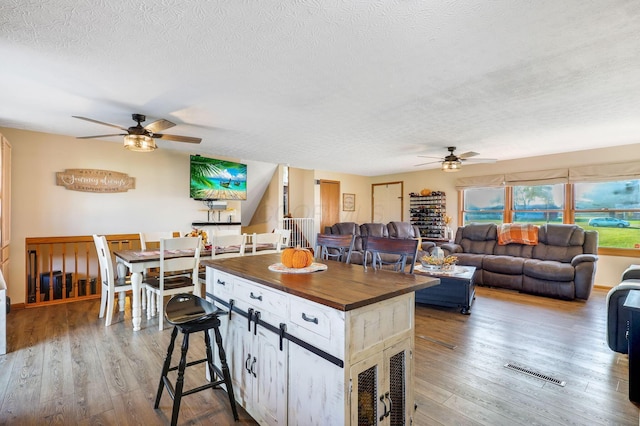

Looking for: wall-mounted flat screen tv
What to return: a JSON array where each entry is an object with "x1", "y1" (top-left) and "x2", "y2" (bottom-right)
[{"x1": 190, "y1": 154, "x2": 247, "y2": 200}]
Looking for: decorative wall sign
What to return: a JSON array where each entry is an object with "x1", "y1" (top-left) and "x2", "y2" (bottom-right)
[
  {"x1": 343, "y1": 193, "x2": 355, "y2": 211},
  {"x1": 56, "y1": 169, "x2": 135, "y2": 193}
]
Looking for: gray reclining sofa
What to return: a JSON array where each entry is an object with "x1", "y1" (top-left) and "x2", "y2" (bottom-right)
[{"x1": 441, "y1": 223, "x2": 598, "y2": 300}]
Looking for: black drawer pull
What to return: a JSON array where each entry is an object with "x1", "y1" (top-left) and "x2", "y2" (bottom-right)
[
  {"x1": 250, "y1": 292, "x2": 263, "y2": 301},
  {"x1": 302, "y1": 313, "x2": 318, "y2": 324},
  {"x1": 250, "y1": 356, "x2": 257, "y2": 377},
  {"x1": 245, "y1": 354, "x2": 251, "y2": 373},
  {"x1": 216, "y1": 279, "x2": 226, "y2": 286}
]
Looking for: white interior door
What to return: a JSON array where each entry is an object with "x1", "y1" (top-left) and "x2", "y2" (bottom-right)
[{"x1": 372, "y1": 182, "x2": 403, "y2": 223}]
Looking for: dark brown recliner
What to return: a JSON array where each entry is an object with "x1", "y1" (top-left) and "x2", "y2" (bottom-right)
[{"x1": 387, "y1": 221, "x2": 420, "y2": 239}]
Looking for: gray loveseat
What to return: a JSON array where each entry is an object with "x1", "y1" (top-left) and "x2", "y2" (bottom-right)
[{"x1": 441, "y1": 223, "x2": 598, "y2": 300}]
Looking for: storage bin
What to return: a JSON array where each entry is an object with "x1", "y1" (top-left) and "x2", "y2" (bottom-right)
[
  {"x1": 40, "y1": 271, "x2": 73, "y2": 301},
  {"x1": 78, "y1": 277, "x2": 97, "y2": 296}
]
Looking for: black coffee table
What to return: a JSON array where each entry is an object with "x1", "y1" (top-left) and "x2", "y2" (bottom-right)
[{"x1": 413, "y1": 265, "x2": 476, "y2": 314}]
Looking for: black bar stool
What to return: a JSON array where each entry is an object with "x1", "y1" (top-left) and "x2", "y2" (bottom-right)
[{"x1": 155, "y1": 293, "x2": 239, "y2": 425}]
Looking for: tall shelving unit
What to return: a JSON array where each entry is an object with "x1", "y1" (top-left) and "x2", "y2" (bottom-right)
[{"x1": 409, "y1": 191, "x2": 446, "y2": 239}]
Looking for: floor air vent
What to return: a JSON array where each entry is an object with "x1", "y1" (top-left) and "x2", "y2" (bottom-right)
[{"x1": 504, "y1": 362, "x2": 566, "y2": 387}]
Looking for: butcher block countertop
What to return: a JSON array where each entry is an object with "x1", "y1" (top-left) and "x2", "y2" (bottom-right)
[{"x1": 202, "y1": 253, "x2": 439, "y2": 311}]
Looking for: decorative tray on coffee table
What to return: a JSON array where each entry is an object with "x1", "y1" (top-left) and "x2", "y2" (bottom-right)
[{"x1": 415, "y1": 264, "x2": 470, "y2": 276}]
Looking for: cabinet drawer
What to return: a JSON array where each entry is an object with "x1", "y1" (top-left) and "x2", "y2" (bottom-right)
[
  {"x1": 290, "y1": 299, "x2": 332, "y2": 339},
  {"x1": 209, "y1": 270, "x2": 234, "y2": 302},
  {"x1": 288, "y1": 295, "x2": 345, "y2": 358},
  {"x1": 234, "y1": 278, "x2": 288, "y2": 323}
]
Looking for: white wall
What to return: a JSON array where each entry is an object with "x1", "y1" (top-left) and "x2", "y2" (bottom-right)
[{"x1": 288, "y1": 167, "x2": 315, "y2": 219}]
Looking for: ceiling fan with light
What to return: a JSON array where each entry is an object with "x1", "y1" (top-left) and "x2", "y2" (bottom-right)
[
  {"x1": 73, "y1": 113, "x2": 202, "y2": 152},
  {"x1": 415, "y1": 146, "x2": 497, "y2": 171}
]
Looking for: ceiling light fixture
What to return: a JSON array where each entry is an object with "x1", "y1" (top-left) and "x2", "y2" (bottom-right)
[
  {"x1": 124, "y1": 134, "x2": 156, "y2": 152},
  {"x1": 441, "y1": 159, "x2": 461, "y2": 172}
]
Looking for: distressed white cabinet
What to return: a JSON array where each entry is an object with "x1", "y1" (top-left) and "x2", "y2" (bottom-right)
[
  {"x1": 204, "y1": 254, "x2": 436, "y2": 426},
  {"x1": 209, "y1": 270, "x2": 287, "y2": 425},
  {"x1": 350, "y1": 338, "x2": 412, "y2": 425}
]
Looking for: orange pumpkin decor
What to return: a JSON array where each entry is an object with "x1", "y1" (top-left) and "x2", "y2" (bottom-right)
[{"x1": 281, "y1": 246, "x2": 314, "y2": 268}]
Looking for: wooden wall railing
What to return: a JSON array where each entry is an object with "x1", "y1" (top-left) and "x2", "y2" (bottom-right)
[{"x1": 25, "y1": 234, "x2": 142, "y2": 307}]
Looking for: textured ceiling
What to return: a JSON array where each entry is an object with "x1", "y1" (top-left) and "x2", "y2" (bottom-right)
[{"x1": 1, "y1": 0, "x2": 640, "y2": 176}]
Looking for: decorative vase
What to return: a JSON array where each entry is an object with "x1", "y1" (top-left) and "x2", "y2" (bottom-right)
[{"x1": 445, "y1": 226, "x2": 453, "y2": 241}]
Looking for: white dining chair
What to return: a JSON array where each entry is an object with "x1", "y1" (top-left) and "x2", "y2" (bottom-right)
[
  {"x1": 143, "y1": 236, "x2": 202, "y2": 330},
  {"x1": 248, "y1": 231, "x2": 282, "y2": 255},
  {"x1": 140, "y1": 231, "x2": 178, "y2": 250},
  {"x1": 198, "y1": 233, "x2": 247, "y2": 286},
  {"x1": 211, "y1": 233, "x2": 246, "y2": 259},
  {"x1": 93, "y1": 234, "x2": 133, "y2": 326},
  {"x1": 211, "y1": 229, "x2": 242, "y2": 237},
  {"x1": 273, "y1": 228, "x2": 292, "y2": 249},
  {"x1": 139, "y1": 232, "x2": 179, "y2": 308}
]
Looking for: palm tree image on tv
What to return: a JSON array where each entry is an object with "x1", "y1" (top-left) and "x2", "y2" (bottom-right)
[{"x1": 190, "y1": 155, "x2": 247, "y2": 200}]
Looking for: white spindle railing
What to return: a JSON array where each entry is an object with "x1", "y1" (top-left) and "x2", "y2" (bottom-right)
[{"x1": 282, "y1": 218, "x2": 315, "y2": 250}]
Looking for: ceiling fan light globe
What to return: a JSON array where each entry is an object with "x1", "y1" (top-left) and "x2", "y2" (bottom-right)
[
  {"x1": 441, "y1": 160, "x2": 461, "y2": 172},
  {"x1": 124, "y1": 134, "x2": 157, "y2": 152}
]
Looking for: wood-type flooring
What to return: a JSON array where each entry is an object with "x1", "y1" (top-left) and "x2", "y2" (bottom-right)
[{"x1": 0, "y1": 286, "x2": 637, "y2": 425}]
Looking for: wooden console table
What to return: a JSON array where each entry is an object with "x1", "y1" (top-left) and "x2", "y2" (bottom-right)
[{"x1": 202, "y1": 254, "x2": 438, "y2": 425}]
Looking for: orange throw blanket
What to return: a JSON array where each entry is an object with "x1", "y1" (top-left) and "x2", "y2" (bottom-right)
[{"x1": 497, "y1": 223, "x2": 539, "y2": 245}]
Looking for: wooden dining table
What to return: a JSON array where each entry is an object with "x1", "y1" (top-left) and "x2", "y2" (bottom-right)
[{"x1": 113, "y1": 248, "x2": 211, "y2": 331}]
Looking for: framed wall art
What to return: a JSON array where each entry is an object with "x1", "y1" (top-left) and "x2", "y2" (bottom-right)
[{"x1": 343, "y1": 193, "x2": 355, "y2": 211}]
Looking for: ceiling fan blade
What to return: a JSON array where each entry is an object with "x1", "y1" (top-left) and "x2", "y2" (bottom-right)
[
  {"x1": 144, "y1": 119, "x2": 175, "y2": 133},
  {"x1": 417, "y1": 155, "x2": 443, "y2": 160},
  {"x1": 414, "y1": 160, "x2": 441, "y2": 167},
  {"x1": 464, "y1": 157, "x2": 497, "y2": 163},
  {"x1": 154, "y1": 133, "x2": 202, "y2": 144},
  {"x1": 77, "y1": 133, "x2": 127, "y2": 139},
  {"x1": 72, "y1": 116, "x2": 129, "y2": 132},
  {"x1": 458, "y1": 151, "x2": 479, "y2": 159}
]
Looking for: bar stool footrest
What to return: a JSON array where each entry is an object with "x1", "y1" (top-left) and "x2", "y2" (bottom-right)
[{"x1": 167, "y1": 357, "x2": 207, "y2": 373}]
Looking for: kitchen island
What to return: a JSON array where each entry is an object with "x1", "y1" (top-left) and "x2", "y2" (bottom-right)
[{"x1": 202, "y1": 253, "x2": 438, "y2": 425}]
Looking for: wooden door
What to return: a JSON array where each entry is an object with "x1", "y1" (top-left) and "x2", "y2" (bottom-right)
[
  {"x1": 320, "y1": 180, "x2": 340, "y2": 232},
  {"x1": 372, "y1": 182, "x2": 403, "y2": 223}
]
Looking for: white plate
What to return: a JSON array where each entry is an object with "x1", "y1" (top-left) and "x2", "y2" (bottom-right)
[{"x1": 268, "y1": 262, "x2": 328, "y2": 274}]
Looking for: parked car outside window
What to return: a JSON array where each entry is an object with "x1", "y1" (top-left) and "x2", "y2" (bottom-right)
[{"x1": 587, "y1": 217, "x2": 630, "y2": 227}]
